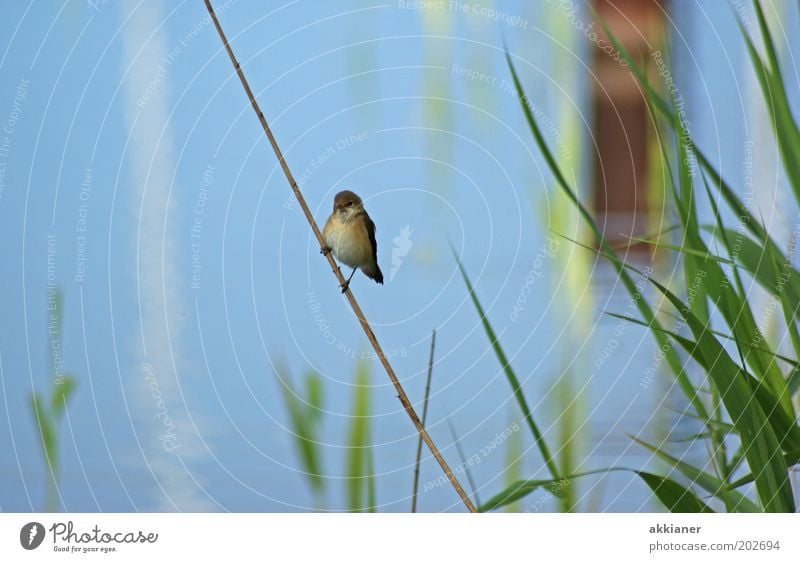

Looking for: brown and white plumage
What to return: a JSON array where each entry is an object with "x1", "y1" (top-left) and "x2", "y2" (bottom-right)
[{"x1": 322, "y1": 190, "x2": 383, "y2": 290}]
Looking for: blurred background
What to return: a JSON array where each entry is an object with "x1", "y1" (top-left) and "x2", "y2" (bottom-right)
[{"x1": 0, "y1": 0, "x2": 798, "y2": 512}]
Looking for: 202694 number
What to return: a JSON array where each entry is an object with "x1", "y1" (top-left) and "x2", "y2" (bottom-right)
[{"x1": 735, "y1": 540, "x2": 780, "y2": 551}]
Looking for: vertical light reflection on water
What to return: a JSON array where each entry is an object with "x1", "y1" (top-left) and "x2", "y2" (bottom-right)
[
  {"x1": 421, "y1": 6, "x2": 455, "y2": 195},
  {"x1": 118, "y1": 0, "x2": 214, "y2": 511},
  {"x1": 538, "y1": 0, "x2": 590, "y2": 512}
]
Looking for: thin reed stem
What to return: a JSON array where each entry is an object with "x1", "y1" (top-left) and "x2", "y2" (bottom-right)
[
  {"x1": 445, "y1": 414, "x2": 480, "y2": 506},
  {"x1": 203, "y1": 0, "x2": 476, "y2": 512},
  {"x1": 411, "y1": 329, "x2": 436, "y2": 512}
]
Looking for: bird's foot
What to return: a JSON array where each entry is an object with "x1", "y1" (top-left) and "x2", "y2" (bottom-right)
[
  {"x1": 320, "y1": 245, "x2": 331, "y2": 256},
  {"x1": 339, "y1": 279, "x2": 350, "y2": 293}
]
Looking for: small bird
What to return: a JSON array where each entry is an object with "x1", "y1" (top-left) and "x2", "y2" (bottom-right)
[{"x1": 321, "y1": 190, "x2": 383, "y2": 292}]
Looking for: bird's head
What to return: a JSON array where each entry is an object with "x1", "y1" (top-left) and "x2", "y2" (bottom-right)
[{"x1": 333, "y1": 190, "x2": 363, "y2": 218}]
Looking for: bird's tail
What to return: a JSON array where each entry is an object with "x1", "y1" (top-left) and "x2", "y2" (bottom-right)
[{"x1": 363, "y1": 263, "x2": 384, "y2": 284}]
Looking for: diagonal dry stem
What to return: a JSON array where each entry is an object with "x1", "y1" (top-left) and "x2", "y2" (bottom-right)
[{"x1": 203, "y1": 0, "x2": 476, "y2": 512}]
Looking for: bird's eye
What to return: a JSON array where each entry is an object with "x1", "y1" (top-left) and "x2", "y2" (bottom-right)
[{"x1": 346, "y1": 201, "x2": 353, "y2": 207}]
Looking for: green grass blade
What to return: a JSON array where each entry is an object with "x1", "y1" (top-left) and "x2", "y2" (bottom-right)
[
  {"x1": 743, "y1": 376, "x2": 800, "y2": 452},
  {"x1": 479, "y1": 471, "x2": 604, "y2": 513},
  {"x1": 647, "y1": 279, "x2": 794, "y2": 511},
  {"x1": 606, "y1": 310, "x2": 800, "y2": 452},
  {"x1": 306, "y1": 371, "x2": 324, "y2": 425},
  {"x1": 445, "y1": 415, "x2": 481, "y2": 507},
  {"x1": 637, "y1": 471, "x2": 715, "y2": 513},
  {"x1": 788, "y1": 367, "x2": 800, "y2": 396},
  {"x1": 633, "y1": 437, "x2": 760, "y2": 512},
  {"x1": 50, "y1": 375, "x2": 77, "y2": 421},
  {"x1": 479, "y1": 468, "x2": 714, "y2": 513},
  {"x1": 616, "y1": 308, "x2": 800, "y2": 452},
  {"x1": 765, "y1": 245, "x2": 800, "y2": 378},
  {"x1": 699, "y1": 170, "x2": 749, "y2": 307},
  {"x1": 601, "y1": 13, "x2": 773, "y2": 248},
  {"x1": 504, "y1": 49, "x2": 708, "y2": 420},
  {"x1": 30, "y1": 288, "x2": 78, "y2": 512},
  {"x1": 411, "y1": 330, "x2": 436, "y2": 513},
  {"x1": 752, "y1": 0, "x2": 783, "y2": 79},
  {"x1": 603, "y1": 312, "x2": 799, "y2": 369},
  {"x1": 451, "y1": 247, "x2": 559, "y2": 479},
  {"x1": 479, "y1": 478, "x2": 568, "y2": 513},
  {"x1": 727, "y1": 448, "x2": 800, "y2": 489},
  {"x1": 660, "y1": 54, "x2": 711, "y2": 327},
  {"x1": 709, "y1": 228, "x2": 800, "y2": 309},
  {"x1": 698, "y1": 169, "x2": 764, "y2": 483},
  {"x1": 276, "y1": 366, "x2": 326, "y2": 499},
  {"x1": 346, "y1": 360, "x2": 374, "y2": 512},
  {"x1": 622, "y1": 237, "x2": 734, "y2": 264},
  {"x1": 644, "y1": 76, "x2": 790, "y2": 414},
  {"x1": 741, "y1": 2, "x2": 800, "y2": 202},
  {"x1": 554, "y1": 373, "x2": 579, "y2": 512},
  {"x1": 365, "y1": 441, "x2": 376, "y2": 514},
  {"x1": 29, "y1": 392, "x2": 55, "y2": 470},
  {"x1": 502, "y1": 413, "x2": 523, "y2": 512}
]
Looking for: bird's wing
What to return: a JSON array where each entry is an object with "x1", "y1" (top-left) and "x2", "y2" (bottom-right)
[{"x1": 365, "y1": 214, "x2": 378, "y2": 262}]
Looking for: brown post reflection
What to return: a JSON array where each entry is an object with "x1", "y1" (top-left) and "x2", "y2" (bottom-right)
[{"x1": 591, "y1": 0, "x2": 666, "y2": 252}]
